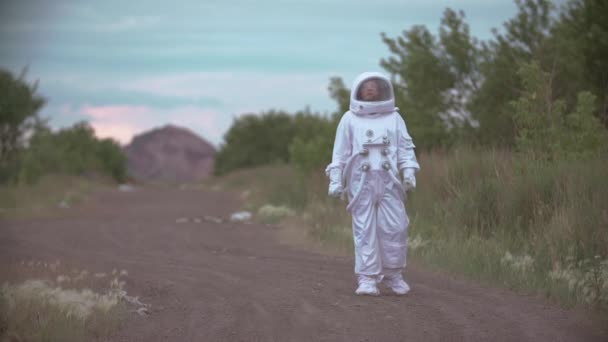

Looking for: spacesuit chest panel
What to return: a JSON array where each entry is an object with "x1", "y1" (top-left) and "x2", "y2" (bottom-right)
[{"x1": 351, "y1": 114, "x2": 397, "y2": 171}]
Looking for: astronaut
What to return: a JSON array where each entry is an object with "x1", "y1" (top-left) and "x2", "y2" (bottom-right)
[{"x1": 325, "y1": 72, "x2": 420, "y2": 296}]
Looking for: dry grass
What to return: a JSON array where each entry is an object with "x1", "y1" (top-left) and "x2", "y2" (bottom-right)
[
  {"x1": 1, "y1": 259, "x2": 148, "y2": 341},
  {"x1": 0, "y1": 280, "x2": 124, "y2": 342},
  {"x1": 0, "y1": 174, "x2": 111, "y2": 220}
]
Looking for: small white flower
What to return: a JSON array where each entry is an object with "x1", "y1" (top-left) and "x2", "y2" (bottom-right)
[
  {"x1": 408, "y1": 235, "x2": 429, "y2": 251},
  {"x1": 257, "y1": 204, "x2": 295, "y2": 221},
  {"x1": 57, "y1": 275, "x2": 71, "y2": 284},
  {"x1": 175, "y1": 217, "x2": 189, "y2": 224},
  {"x1": 136, "y1": 307, "x2": 149, "y2": 316}
]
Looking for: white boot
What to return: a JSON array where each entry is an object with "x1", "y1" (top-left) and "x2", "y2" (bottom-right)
[
  {"x1": 355, "y1": 275, "x2": 380, "y2": 296},
  {"x1": 382, "y1": 273, "x2": 410, "y2": 295}
]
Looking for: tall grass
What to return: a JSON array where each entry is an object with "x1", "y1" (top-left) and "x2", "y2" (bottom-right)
[{"x1": 407, "y1": 147, "x2": 608, "y2": 307}]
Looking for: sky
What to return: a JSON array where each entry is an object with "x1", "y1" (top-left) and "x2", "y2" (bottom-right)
[{"x1": 0, "y1": 0, "x2": 521, "y2": 147}]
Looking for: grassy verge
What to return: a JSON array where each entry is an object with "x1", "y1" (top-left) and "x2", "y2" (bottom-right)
[
  {"x1": 0, "y1": 174, "x2": 112, "y2": 219},
  {"x1": 209, "y1": 149, "x2": 608, "y2": 311},
  {"x1": 408, "y1": 147, "x2": 608, "y2": 309},
  {"x1": 0, "y1": 260, "x2": 148, "y2": 341},
  {"x1": 0, "y1": 281, "x2": 124, "y2": 342}
]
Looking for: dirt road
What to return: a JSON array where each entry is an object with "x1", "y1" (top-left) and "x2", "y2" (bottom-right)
[{"x1": 1, "y1": 187, "x2": 606, "y2": 341}]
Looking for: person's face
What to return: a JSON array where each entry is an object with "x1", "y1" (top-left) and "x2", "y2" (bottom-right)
[{"x1": 360, "y1": 80, "x2": 380, "y2": 101}]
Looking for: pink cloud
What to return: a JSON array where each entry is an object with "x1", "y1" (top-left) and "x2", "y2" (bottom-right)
[
  {"x1": 78, "y1": 105, "x2": 148, "y2": 144},
  {"x1": 81, "y1": 104, "x2": 149, "y2": 120},
  {"x1": 93, "y1": 122, "x2": 138, "y2": 145},
  {"x1": 76, "y1": 104, "x2": 223, "y2": 146}
]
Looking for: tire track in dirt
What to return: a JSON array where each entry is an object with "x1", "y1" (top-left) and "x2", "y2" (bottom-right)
[{"x1": 1, "y1": 186, "x2": 606, "y2": 342}]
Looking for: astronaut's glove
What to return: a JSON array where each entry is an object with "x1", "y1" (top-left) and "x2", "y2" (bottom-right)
[
  {"x1": 328, "y1": 168, "x2": 344, "y2": 198},
  {"x1": 401, "y1": 168, "x2": 417, "y2": 193}
]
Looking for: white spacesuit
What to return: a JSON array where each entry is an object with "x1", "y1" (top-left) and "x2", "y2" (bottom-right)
[{"x1": 325, "y1": 72, "x2": 420, "y2": 296}]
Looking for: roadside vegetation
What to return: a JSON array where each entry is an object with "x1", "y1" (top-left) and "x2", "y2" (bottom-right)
[{"x1": 211, "y1": 0, "x2": 608, "y2": 310}]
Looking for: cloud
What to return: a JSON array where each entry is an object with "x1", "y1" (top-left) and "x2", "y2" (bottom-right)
[
  {"x1": 34, "y1": 76, "x2": 224, "y2": 109},
  {"x1": 66, "y1": 104, "x2": 223, "y2": 146},
  {"x1": 91, "y1": 122, "x2": 139, "y2": 145},
  {"x1": 39, "y1": 70, "x2": 339, "y2": 147},
  {"x1": 82, "y1": 104, "x2": 150, "y2": 120},
  {"x1": 120, "y1": 71, "x2": 337, "y2": 112},
  {"x1": 0, "y1": 0, "x2": 160, "y2": 34},
  {"x1": 77, "y1": 105, "x2": 143, "y2": 144},
  {"x1": 95, "y1": 16, "x2": 162, "y2": 32}
]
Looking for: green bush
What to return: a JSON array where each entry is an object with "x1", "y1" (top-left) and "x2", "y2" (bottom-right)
[
  {"x1": 18, "y1": 122, "x2": 127, "y2": 184},
  {"x1": 289, "y1": 135, "x2": 333, "y2": 175},
  {"x1": 214, "y1": 109, "x2": 338, "y2": 176},
  {"x1": 96, "y1": 138, "x2": 127, "y2": 183},
  {"x1": 214, "y1": 111, "x2": 296, "y2": 175},
  {"x1": 511, "y1": 61, "x2": 608, "y2": 161}
]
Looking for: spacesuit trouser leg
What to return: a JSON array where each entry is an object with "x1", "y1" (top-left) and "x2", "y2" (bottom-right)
[
  {"x1": 350, "y1": 175, "x2": 382, "y2": 277},
  {"x1": 377, "y1": 182, "x2": 409, "y2": 276}
]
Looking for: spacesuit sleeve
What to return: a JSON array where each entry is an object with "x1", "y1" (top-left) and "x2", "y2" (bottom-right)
[
  {"x1": 396, "y1": 115, "x2": 420, "y2": 172},
  {"x1": 325, "y1": 113, "x2": 353, "y2": 176}
]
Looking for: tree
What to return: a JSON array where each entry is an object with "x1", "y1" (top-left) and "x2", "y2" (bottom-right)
[
  {"x1": 552, "y1": 0, "x2": 608, "y2": 127},
  {"x1": 439, "y1": 8, "x2": 482, "y2": 122},
  {"x1": 381, "y1": 8, "x2": 482, "y2": 150},
  {"x1": 470, "y1": 0, "x2": 554, "y2": 146},
  {"x1": 214, "y1": 111, "x2": 297, "y2": 175},
  {"x1": 381, "y1": 25, "x2": 452, "y2": 151},
  {"x1": 511, "y1": 61, "x2": 608, "y2": 160},
  {"x1": 328, "y1": 77, "x2": 350, "y2": 117},
  {"x1": 0, "y1": 68, "x2": 45, "y2": 182}
]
